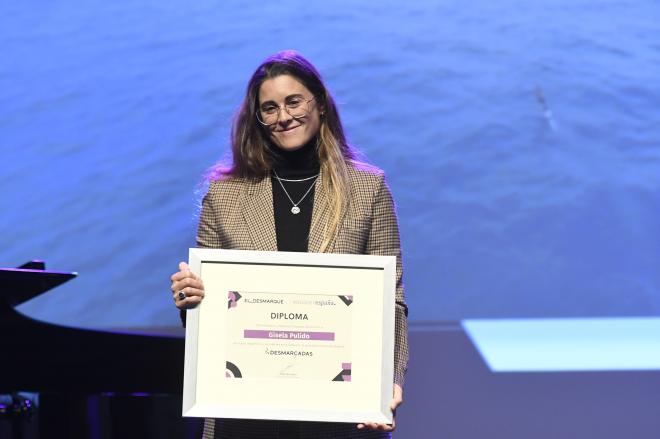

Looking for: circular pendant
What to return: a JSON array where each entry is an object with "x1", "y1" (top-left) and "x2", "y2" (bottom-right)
[{"x1": 291, "y1": 206, "x2": 301, "y2": 214}]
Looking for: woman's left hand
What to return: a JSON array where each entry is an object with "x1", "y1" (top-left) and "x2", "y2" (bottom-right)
[{"x1": 356, "y1": 383, "x2": 403, "y2": 432}]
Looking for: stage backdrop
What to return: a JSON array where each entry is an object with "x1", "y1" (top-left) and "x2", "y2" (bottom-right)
[{"x1": 1, "y1": 0, "x2": 659, "y2": 328}]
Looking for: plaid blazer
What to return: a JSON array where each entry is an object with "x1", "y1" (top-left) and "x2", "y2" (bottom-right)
[{"x1": 196, "y1": 161, "x2": 408, "y2": 439}]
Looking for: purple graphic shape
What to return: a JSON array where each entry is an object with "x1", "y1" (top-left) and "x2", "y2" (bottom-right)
[
  {"x1": 244, "y1": 330, "x2": 335, "y2": 341},
  {"x1": 342, "y1": 374, "x2": 351, "y2": 382},
  {"x1": 342, "y1": 362, "x2": 352, "y2": 370},
  {"x1": 228, "y1": 291, "x2": 240, "y2": 309}
]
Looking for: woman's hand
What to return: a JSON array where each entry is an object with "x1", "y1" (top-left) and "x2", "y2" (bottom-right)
[
  {"x1": 357, "y1": 383, "x2": 403, "y2": 432},
  {"x1": 170, "y1": 261, "x2": 205, "y2": 309}
]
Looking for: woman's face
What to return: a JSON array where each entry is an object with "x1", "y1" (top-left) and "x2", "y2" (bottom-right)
[{"x1": 258, "y1": 74, "x2": 322, "y2": 151}]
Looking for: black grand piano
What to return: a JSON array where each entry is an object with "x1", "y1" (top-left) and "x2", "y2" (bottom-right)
[{"x1": 0, "y1": 261, "x2": 199, "y2": 439}]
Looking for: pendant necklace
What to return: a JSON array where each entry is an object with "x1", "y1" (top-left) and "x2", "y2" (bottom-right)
[{"x1": 273, "y1": 170, "x2": 318, "y2": 214}]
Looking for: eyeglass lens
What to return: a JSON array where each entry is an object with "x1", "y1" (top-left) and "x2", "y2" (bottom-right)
[{"x1": 257, "y1": 97, "x2": 312, "y2": 125}]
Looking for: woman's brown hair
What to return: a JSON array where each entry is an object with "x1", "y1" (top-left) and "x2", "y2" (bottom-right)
[{"x1": 211, "y1": 50, "x2": 357, "y2": 252}]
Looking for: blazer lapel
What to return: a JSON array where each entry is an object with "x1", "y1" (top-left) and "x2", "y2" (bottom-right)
[{"x1": 242, "y1": 176, "x2": 278, "y2": 251}]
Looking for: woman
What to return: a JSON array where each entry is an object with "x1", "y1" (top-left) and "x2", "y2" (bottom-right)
[{"x1": 170, "y1": 50, "x2": 408, "y2": 439}]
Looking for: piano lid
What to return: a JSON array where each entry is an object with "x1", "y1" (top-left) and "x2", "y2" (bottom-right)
[
  {"x1": 0, "y1": 260, "x2": 76, "y2": 307},
  {"x1": 0, "y1": 261, "x2": 184, "y2": 394}
]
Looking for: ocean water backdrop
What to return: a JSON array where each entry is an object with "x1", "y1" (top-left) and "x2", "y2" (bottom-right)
[{"x1": 1, "y1": 0, "x2": 659, "y2": 328}]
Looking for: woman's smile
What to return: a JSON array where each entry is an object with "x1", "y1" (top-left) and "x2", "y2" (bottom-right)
[{"x1": 277, "y1": 125, "x2": 301, "y2": 134}]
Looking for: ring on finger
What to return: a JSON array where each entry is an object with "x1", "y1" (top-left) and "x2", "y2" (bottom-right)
[{"x1": 178, "y1": 290, "x2": 186, "y2": 300}]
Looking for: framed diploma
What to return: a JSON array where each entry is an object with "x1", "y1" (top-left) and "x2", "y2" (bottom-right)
[{"x1": 182, "y1": 248, "x2": 396, "y2": 424}]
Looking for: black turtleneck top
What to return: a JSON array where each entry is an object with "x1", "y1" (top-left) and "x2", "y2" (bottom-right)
[{"x1": 269, "y1": 139, "x2": 320, "y2": 252}]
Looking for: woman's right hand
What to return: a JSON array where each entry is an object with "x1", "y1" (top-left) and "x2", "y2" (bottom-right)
[{"x1": 170, "y1": 261, "x2": 205, "y2": 310}]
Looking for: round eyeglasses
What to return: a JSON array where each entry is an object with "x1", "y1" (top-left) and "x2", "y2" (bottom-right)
[{"x1": 256, "y1": 96, "x2": 316, "y2": 126}]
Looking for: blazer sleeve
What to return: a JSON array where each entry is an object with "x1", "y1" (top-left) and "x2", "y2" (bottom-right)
[
  {"x1": 366, "y1": 174, "x2": 409, "y2": 388},
  {"x1": 197, "y1": 181, "x2": 224, "y2": 249},
  {"x1": 180, "y1": 183, "x2": 223, "y2": 327}
]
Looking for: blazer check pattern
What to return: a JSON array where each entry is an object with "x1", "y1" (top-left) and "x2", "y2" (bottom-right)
[{"x1": 195, "y1": 162, "x2": 408, "y2": 439}]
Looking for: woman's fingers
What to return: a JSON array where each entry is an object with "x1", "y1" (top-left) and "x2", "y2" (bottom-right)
[
  {"x1": 171, "y1": 262, "x2": 204, "y2": 291},
  {"x1": 170, "y1": 262, "x2": 200, "y2": 283},
  {"x1": 173, "y1": 285, "x2": 204, "y2": 309},
  {"x1": 174, "y1": 288, "x2": 204, "y2": 309},
  {"x1": 357, "y1": 422, "x2": 394, "y2": 432},
  {"x1": 173, "y1": 286, "x2": 204, "y2": 300},
  {"x1": 171, "y1": 276, "x2": 204, "y2": 294},
  {"x1": 391, "y1": 384, "x2": 403, "y2": 411},
  {"x1": 171, "y1": 261, "x2": 205, "y2": 309}
]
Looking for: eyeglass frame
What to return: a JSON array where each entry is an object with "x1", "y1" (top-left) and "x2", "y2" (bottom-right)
[{"x1": 255, "y1": 96, "x2": 317, "y2": 126}]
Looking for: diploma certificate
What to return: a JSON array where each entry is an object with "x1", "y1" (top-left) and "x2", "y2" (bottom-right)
[
  {"x1": 226, "y1": 291, "x2": 353, "y2": 381},
  {"x1": 182, "y1": 249, "x2": 396, "y2": 424}
]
